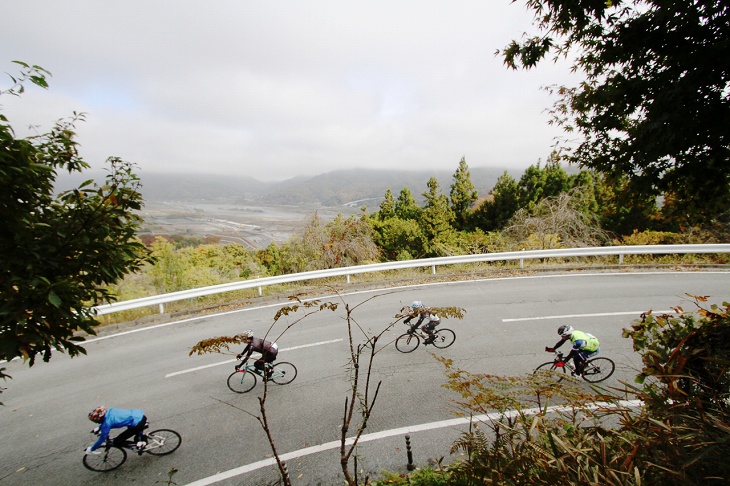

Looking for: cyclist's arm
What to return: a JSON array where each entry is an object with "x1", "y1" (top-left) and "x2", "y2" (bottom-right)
[
  {"x1": 546, "y1": 337, "x2": 568, "y2": 352},
  {"x1": 237, "y1": 343, "x2": 252, "y2": 360},
  {"x1": 90, "y1": 422, "x2": 112, "y2": 451}
]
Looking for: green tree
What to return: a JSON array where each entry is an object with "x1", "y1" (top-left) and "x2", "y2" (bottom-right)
[
  {"x1": 370, "y1": 217, "x2": 427, "y2": 260},
  {"x1": 503, "y1": 1, "x2": 730, "y2": 226},
  {"x1": 472, "y1": 171, "x2": 521, "y2": 231},
  {"x1": 0, "y1": 63, "x2": 152, "y2": 370},
  {"x1": 378, "y1": 189, "x2": 396, "y2": 220},
  {"x1": 519, "y1": 159, "x2": 570, "y2": 211},
  {"x1": 449, "y1": 157, "x2": 478, "y2": 230},
  {"x1": 421, "y1": 177, "x2": 457, "y2": 256},
  {"x1": 394, "y1": 187, "x2": 422, "y2": 221}
]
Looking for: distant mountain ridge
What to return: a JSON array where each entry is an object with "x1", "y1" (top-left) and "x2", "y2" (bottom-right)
[{"x1": 56, "y1": 167, "x2": 522, "y2": 207}]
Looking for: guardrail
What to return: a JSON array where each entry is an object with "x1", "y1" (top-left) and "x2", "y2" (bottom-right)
[{"x1": 94, "y1": 244, "x2": 730, "y2": 316}]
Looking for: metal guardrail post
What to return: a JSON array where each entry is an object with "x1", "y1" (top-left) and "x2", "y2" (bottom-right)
[
  {"x1": 347, "y1": 274, "x2": 351, "y2": 284},
  {"x1": 405, "y1": 434, "x2": 415, "y2": 471},
  {"x1": 619, "y1": 253, "x2": 624, "y2": 265},
  {"x1": 258, "y1": 286, "x2": 262, "y2": 296},
  {"x1": 432, "y1": 265, "x2": 436, "y2": 274},
  {"x1": 158, "y1": 303, "x2": 164, "y2": 314}
]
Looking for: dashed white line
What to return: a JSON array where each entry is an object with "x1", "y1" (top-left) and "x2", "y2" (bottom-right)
[{"x1": 502, "y1": 310, "x2": 674, "y2": 322}]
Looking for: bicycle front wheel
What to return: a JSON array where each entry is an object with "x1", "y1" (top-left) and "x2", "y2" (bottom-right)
[
  {"x1": 270, "y1": 362, "x2": 297, "y2": 385},
  {"x1": 83, "y1": 445, "x2": 127, "y2": 472},
  {"x1": 227, "y1": 370, "x2": 257, "y2": 393},
  {"x1": 533, "y1": 361, "x2": 567, "y2": 383},
  {"x1": 582, "y1": 357, "x2": 615, "y2": 383},
  {"x1": 395, "y1": 333, "x2": 420, "y2": 353},
  {"x1": 431, "y1": 328, "x2": 456, "y2": 349},
  {"x1": 144, "y1": 429, "x2": 182, "y2": 456}
]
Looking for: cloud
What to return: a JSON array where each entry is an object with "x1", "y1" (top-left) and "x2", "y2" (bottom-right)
[{"x1": 1, "y1": 0, "x2": 579, "y2": 181}]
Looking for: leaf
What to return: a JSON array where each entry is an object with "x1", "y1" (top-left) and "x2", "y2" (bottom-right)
[{"x1": 48, "y1": 291, "x2": 62, "y2": 308}]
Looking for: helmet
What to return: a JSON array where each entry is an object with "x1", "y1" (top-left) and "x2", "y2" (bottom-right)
[
  {"x1": 558, "y1": 325, "x2": 574, "y2": 337},
  {"x1": 88, "y1": 406, "x2": 107, "y2": 423},
  {"x1": 410, "y1": 301, "x2": 423, "y2": 310},
  {"x1": 241, "y1": 330, "x2": 253, "y2": 339}
]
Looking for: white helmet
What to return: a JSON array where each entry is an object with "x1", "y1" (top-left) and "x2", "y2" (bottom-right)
[
  {"x1": 558, "y1": 325, "x2": 574, "y2": 337},
  {"x1": 410, "y1": 301, "x2": 423, "y2": 310},
  {"x1": 241, "y1": 330, "x2": 253, "y2": 338}
]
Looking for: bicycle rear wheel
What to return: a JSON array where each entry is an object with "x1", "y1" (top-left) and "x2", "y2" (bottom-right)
[
  {"x1": 227, "y1": 370, "x2": 257, "y2": 393},
  {"x1": 270, "y1": 362, "x2": 297, "y2": 385},
  {"x1": 431, "y1": 328, "x2": 456, "y2": 349},
  {"x1": 533, "y1": 361, "x2": 567, "y2": 383},
  {"x1": 144, "y1": 429, "x2": 182, "y2": 456},
  {"x1": 395, "y1": 333, "x2": 420, "y2": 353},
  {"x1": 582, "y1": 357, "x2": 615, "y2": 383},
  {"x1": 83, "y1": 445, "x2": 127, "y2": 472}
]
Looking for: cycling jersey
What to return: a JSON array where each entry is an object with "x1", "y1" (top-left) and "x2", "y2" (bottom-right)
[{"x1": 91, "y1": 408, "x2": 145, "y2": 451}]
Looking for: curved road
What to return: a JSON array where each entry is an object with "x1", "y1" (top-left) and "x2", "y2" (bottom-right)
[{"x1": 1, "y1": 270, "x2": 728, "y2": 485}]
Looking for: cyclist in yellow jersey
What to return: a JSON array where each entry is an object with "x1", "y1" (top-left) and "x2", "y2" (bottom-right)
[{"x1": 545, "y1": 325, "x2": 600, "y2": 376}]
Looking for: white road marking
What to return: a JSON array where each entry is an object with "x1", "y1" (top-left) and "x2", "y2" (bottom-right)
[
  {"x1": 183, "y1": 400, "x2": 643, "y2": 486},
  {"x1": 503, "y1": 310, "x2": 674, "y2": 322},
  {"x1": 165, "y1": 339, "x2": 343, "y2": 378}
]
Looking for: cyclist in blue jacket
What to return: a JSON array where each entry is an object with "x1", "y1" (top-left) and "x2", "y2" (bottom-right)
[{"x1": 85, "y1": 406, "x2": 147, "y2": 455}]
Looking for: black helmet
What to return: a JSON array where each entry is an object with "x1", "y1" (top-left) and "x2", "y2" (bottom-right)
[{"x1": 557, "y1": 325, "x2": 574, "y2": 337}]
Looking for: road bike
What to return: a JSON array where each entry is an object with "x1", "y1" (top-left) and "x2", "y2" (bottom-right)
[
  {"x1": 82, "y1": 426, "x2": 181, "y2": 472},
  {"x1": 227, "y1": 360, "x2": 298, "y2": 393},
  {"x1": 395, "y1": 325, "x2": 456, "y2": 353},
  {"x1": 534, "y1": 351, "x2": 615, "y2": 383}
]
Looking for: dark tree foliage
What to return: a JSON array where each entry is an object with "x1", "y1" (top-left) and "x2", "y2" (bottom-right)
[
  {"x1": 0, "y1": 62, "x2": 152, "y2": 372},
  {"x1": 503, "y1": 1, "x2": 730, "y2": 226}
]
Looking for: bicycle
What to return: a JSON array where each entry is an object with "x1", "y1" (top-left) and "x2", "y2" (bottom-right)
[
  {"x1": 395, "y1": 325, "x2": 456, "y2": 353},
  {"x1": 227, "y1": 360, "x2": 298, "y2": 393},
  {"x1": 534, "y1": 351, "x2": 615, "y2": 383},
  {"x1": 82, "y1": 426, "x2": 182, "y2": 472}
]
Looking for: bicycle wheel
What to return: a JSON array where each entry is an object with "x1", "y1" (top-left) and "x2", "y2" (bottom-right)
[
  {"x1": 144, "y1": 429, "x2": 182, "y2": 456},
  {"x1": 395, "y1": 333, "x2": 420, "y2": 353},
  {"x1": 83, "y1": 445, "x2": 127, "y2": 472},
  {"x1": 227, "y1": 370, "x2": 257, "y2": 393},
  {"x1": 582, "y1": 357, "x2": 615, "y2": 383},
  {"x1": 533, "y1": 361, "x2": 567, "y2": 383},
  {"x1": 270, "y1": 362, "x2": 297, "y2": 385},
  {"x1": 431, "y1": 328, "x2": 456, "y2": 349}
]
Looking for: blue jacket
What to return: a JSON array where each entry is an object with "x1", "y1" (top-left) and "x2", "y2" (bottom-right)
[{"x1": 91, "y1": 408, "x2": 145, "y2": 450}]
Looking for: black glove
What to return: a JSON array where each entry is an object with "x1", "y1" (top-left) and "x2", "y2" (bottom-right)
[
  {"x1": 236, "y1": 354, "x2": 242, "y2": 359},
  {"x1": 545, "y1": 347, "x2": 554, "y2": 352}
]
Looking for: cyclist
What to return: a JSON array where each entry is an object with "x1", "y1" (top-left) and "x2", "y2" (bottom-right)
[
  {"x1": 545, "y1": 325, "x2": 600, "y2": 376},
  {"x1": 235, "y1": 330, "x2": 279, "y2": 377},
  {"x1": 403, "y1": 301, "x2": 440, "y2": 345},
  {"x1": 85, "y1": 406, "x2": 147, "y2": 455}
]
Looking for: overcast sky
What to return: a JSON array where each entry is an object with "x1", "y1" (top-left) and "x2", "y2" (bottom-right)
[{"x1": 1, "y1": 1, "x2": 578, "y2": 181}]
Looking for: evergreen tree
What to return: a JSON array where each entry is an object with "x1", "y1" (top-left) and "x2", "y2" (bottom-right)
[
  {"x1": 394, "y1": 187, "x2": 422, "y2": 221},
  {"x1": 378, "y1": 189, "x2": 396, "y2": 220},
  {"x1": 450, "y1": 157, "x2": 478, "y2": 230},
  {"x1": 421, "y1": 177, "x2": 456, "y2": 256},
  {"x1": 472, "y1": 171, "x2": 521, "y2": 231}
]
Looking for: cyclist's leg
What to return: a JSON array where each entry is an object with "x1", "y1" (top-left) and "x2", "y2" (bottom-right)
[
  {"x1": 263, "y1": 351, "x2": 277, "y2": 377},
  {"x1": 574, "y1": 351, "x2": 592, "y2": 375},
  {"x1": 423, "y1": 323, "x2": 436, "y2": 343},
  {"x1": 113, "y1": 416, "x2": 147, "y2": 446}
]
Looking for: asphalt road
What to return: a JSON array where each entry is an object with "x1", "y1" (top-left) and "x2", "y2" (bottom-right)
[{"x1": 1, "y1": 270, "x2": 728, "y2": 486}]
